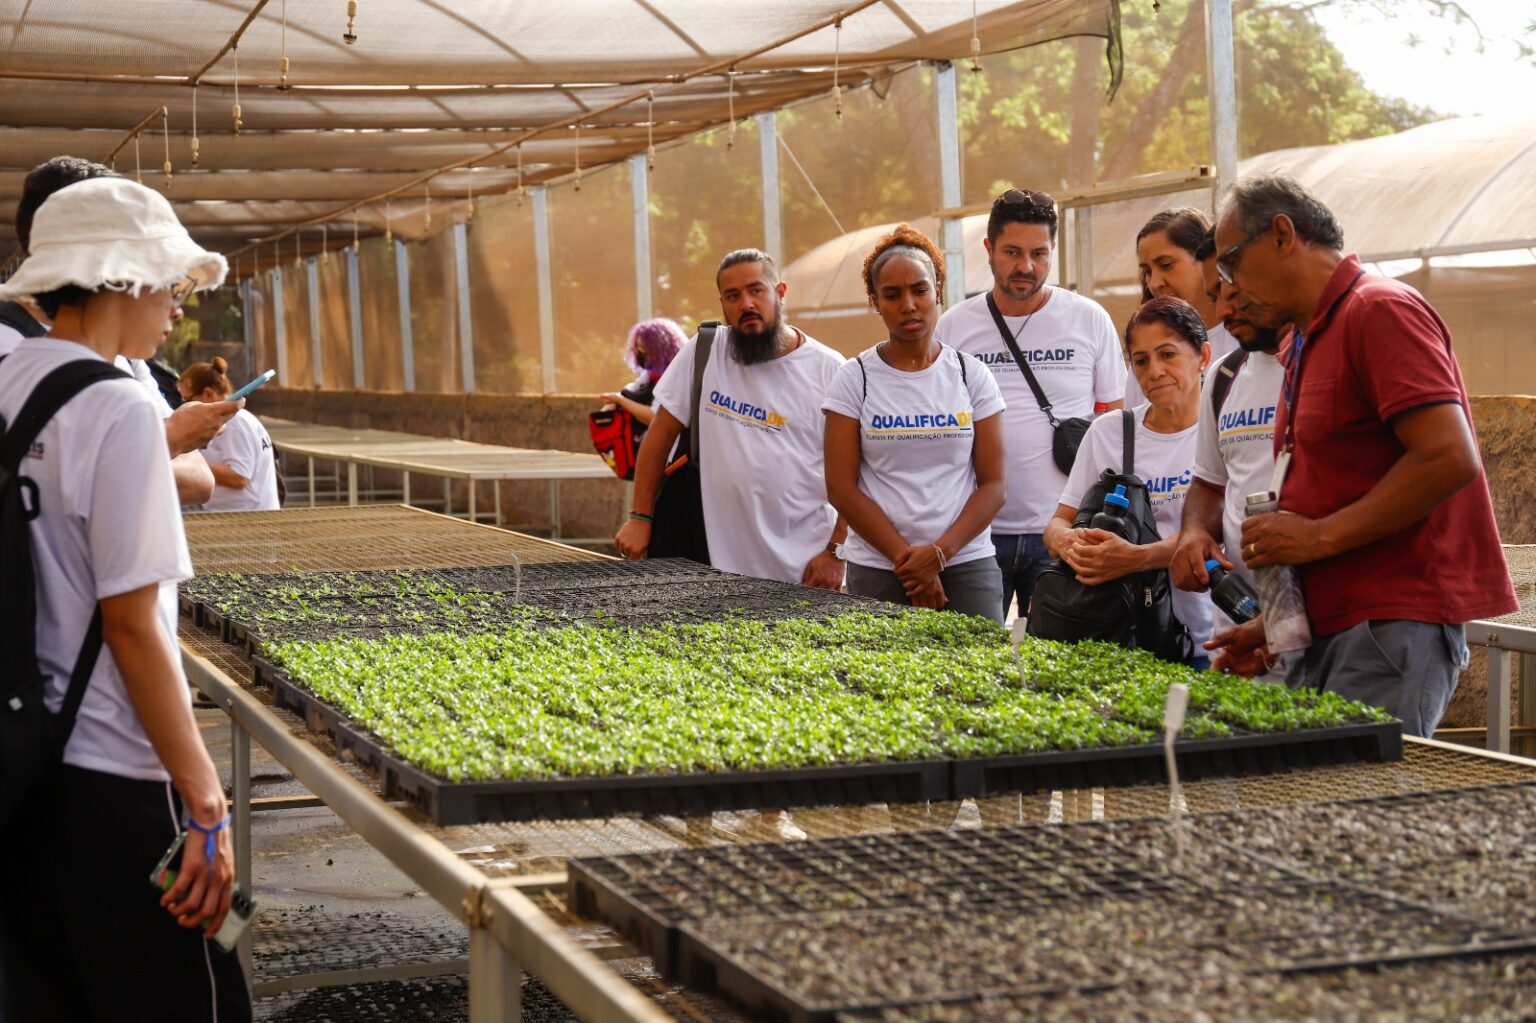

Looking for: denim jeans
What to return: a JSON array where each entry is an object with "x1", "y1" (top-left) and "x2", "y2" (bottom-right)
[{"x1": 991, "y1": 532, "x2": 1053, "y2": 621}]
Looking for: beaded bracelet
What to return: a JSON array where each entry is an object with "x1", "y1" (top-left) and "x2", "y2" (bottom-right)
[
  {"x1": 628, "y1": 511, "x2": 654, "y2": 523},
  {"x1": 933, "y1": 544, "x2": 948, "y2": 572}
]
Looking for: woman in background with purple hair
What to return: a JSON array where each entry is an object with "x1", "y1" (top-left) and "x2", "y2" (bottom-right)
[{"x1": 600, "y1": 317, "x2": 687, "y2": 427}]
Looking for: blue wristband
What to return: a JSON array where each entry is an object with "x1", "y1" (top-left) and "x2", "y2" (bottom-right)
[{"x1": 184, "y1": 814, "x2": 230, "y2": 864}]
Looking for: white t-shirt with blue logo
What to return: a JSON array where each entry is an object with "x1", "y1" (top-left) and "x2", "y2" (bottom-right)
[
  {"x1": 1060, "y1": 404, "x2": 1214, "y2": 650},
  {"x1": 203, "y1": 409, "x2": 280, "y2": 512},
  {"x1": 822, "y1": 345, "x2": 1006, "y2": 572},
  {"x1": 653, "y1": 327, "x2": 845, "y2": 584},
  {"x1": 1193, "y1": 349, "x2": 1285, "y2": 585},
  {"x1": 937, "y1": 288, "x2": 1126, "y2": 534}
]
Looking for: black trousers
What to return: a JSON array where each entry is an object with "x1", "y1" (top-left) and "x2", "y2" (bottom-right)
[{"x1": 0, "y1": 766, "x2": 252, "y2": 1023}]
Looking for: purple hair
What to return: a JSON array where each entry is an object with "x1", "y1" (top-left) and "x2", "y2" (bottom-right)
[{"x1": 625, "y1": 317, "x2": 687, "y2": 378}]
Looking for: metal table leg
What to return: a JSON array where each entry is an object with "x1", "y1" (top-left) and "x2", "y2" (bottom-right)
[
  {"x1": 1489, "y1": 647, "x2": 1514, "y2": 753},
  {"x1": 469, "y1": 480, "x2": 477, "y2": 524},
  {"x1": 468, "y1": 926, "x2": 520, "y2": 1022},
  {"x1": 307, "y1": 456, "x2": 317, "y2": 508},
  {"x1": 403, "y1": 471, "x2": 411, "y2": 507},
  {"x1": 444, "y1": 477, "x2": 453, "y2": 517},
  {"x1": 347, "y1": 462, "x2": 358, "y2": 508},
  {"x1": 493, "y1": 482, "x2": 502, "y2": 527},
  {"x1": 232, "y1": 718, "x2": 254, "y2": 991},
  {"x1": 549, "y1": 480, "x2": 561, "y2": 539}
]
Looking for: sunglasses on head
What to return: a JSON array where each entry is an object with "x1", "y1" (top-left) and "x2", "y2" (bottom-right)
[{"x1": 995, "y1": 188, "x2": 1056, "y2": 211}]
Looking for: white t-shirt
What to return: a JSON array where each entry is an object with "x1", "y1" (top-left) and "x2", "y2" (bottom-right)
[
  {"x1": 937, "y1": 288, "x2": 1126, "y2": 534},
  {"x1": 653, "y1": 327, "x2": 845, "y2": 584},
  {"x1": 1193, "y1": 348, "x2": 1285, "y2": 588},
  {"x1": 1060, "y1": 405, "x2": 1214, "y2": 651},
  {"x1": 114, "y1": 355, "x2": 174, "y2": 420},
  {"x1": 0, "y1": 338, "x2": 192, "y2": 782},
  {"x1": 1124, "y1": 321, "x2": 1240, "y2": 407},
  {"x1": 203, "y1": 408, "x2": 279, "y2": 512},
  {"x1": 822, "y1": 345, "x2": 1006, "y2": 571},
  {"x1": 0, "y1": 321, "x2": 24, "y2": 357}
]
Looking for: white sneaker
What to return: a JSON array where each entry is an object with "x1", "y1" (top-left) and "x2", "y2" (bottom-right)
[{"x1": 949, "y1": 799, "x2": 983, "y2": 830}]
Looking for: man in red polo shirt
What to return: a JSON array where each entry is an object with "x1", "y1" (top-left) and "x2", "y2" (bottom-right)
[{"x1": 1209, "y1": 175, "x2": 1515, "y2": 737}]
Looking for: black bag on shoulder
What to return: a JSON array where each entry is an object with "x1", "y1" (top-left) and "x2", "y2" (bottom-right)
[
  {"x1": 648, "y1": 322, "x2": 716, "y2": 565},
  {"x1": 1025, "y1": 410, "x2": 1193, "y2": 664},
  {"x1": 1, "y1": 359, "x2": 129, "y2": 832}
]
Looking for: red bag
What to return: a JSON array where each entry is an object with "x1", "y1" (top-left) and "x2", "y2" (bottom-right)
[{"x1": 588, "y1": 406, "x2": 642, "y2": 480}]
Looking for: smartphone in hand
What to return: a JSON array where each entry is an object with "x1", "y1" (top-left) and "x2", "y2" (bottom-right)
[{"x1": 228, "y1": 369, "x2": 277, "y2": 401}]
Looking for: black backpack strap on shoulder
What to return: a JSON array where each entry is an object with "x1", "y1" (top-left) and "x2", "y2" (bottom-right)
[
  {"x1": 1121, "y1": 408, "x2": 1135, "y2": 478},
  {"x1": 856, "y1": 352, "x2": 869, "y2": 404},
  {"x1": 985, "y1": 292, "x2": 1057, "y2": 428},
  {"x1": 55, "y1": 606, "x2": 105, "y2": 751},
  {"x1": 952, "y1": 344, "x2": 968, "y2": 387},
  {"x1": 689, "y1": 322, "x2": 719, "y2": 467},
  {"x1": 0, "y1": 360, "x2": 129, "y2": 471},
  {"x1": 1209, "y1": 346, "x2": 1250, "y2": 418}
]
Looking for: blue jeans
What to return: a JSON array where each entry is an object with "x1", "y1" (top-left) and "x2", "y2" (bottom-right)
[{"x1": 992, "y1": 533, "x2": 1053, "y2": 621}]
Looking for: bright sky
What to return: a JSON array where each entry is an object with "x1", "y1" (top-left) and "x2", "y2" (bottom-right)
[{"x1": 1313, "y1": 1, "x2": 1536, "y2": 120}]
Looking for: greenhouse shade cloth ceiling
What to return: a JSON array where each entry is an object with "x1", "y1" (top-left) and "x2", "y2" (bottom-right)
[{"x1": 0, "y1": 0, "x2": 1123, "y2": 273}]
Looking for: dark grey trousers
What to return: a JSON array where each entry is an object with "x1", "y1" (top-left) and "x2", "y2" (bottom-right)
[
  {"x1": 1298, "y1": 619, "x2": 1468, "y2": 738},
  {"x1": 846, "y1": 557, "x2": 1005, "y2": 624}
]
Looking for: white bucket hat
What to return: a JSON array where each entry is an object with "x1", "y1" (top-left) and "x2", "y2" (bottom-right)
[{"x1": 0, "y1": 176, "x2": 227, "y2": 302}]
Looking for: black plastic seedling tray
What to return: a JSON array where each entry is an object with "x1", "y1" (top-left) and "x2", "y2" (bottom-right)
[
  {"x1": 252, "y1": 656, "x2": 951, "y2": 825},
  {"x1": 949, "y1": 720, "x2": 1403, "y2": 798}
]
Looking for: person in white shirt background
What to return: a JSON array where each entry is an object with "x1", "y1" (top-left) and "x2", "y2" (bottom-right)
[
  {"x1": 1127, "y1": 207, "x2": 1240, "y2": 406},
  {"x1": 179, "y1": 356, "x2": 281, "y2": 512},
  {"x1": 1047, "y1": 296, "x2": 1217, "y2": 668},
  {"x1": 823, "y1": 224, "x2": 1007, "y2": 620},
  {"x1": 936, "y1": 189, "x2": 1126, "y2": 621},
  {"x1": 0, "y1": 177, "x2": 250, "y2": 1020},
  {"x1": 1173, "y1": 227, "x2": 1293, "y2": 677}
]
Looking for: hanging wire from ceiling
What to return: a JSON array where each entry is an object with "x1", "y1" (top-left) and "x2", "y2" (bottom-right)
[
  {"x1": 232, "y1": 44, "x2": 243, "y2": 133},
  {"x1": 969, "y1": 0, "x2": 983, "y2": 74},
  {"x1": 133, "y1": 133, "x2": 143, "y2": 184},
  {"x1": 832, "y1": 15, "x2": 844, "y2": 122},
  {"x1": 278, "y1": 0, "x2": 291, "y2": 91},
  {"x1": 321, "y1": 222, "x2": 329, "y2": 264},
  {"x1": 726, "y1": 70, "x2": 737, "y2": 149},
  {"x1": 516, "y1": 145, "x2": 525, "y2": 205},
  {"x1": 646, "y1": 90, "x2": 656, "y2": 172},
  {"x1": 190, "y1": 85, "x2": 200, "y2": 167},
  {"x1": 573, "y1": 126, "x2": 583, "y2": 191},
  {"x1": 161, "y1": 107, "x2": 172, "y2": 189}
]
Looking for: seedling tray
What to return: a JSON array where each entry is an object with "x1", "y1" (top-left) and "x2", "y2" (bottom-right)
[
  {"x1": 252, "y1": 656, "x2": 950, "y2": 825},
  {"x1": 950, "y1": 720, "x2": 1403, "y2": 798}
]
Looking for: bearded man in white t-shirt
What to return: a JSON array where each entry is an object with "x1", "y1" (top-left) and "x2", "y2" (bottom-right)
[
  {"x1": 936, "y1": 189, "x2": 1126, "y2": 621},
  {"x1": 616, "y1": 249, "x2": 848, "y2": 589},
  {"x1": 1171, "y1": 227, "x2": 1289, "y2": 676}
]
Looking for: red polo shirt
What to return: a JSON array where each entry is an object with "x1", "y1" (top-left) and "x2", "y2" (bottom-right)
[{"x1": 1273, "y1": 255, "x2": 1516, "y2": 635}]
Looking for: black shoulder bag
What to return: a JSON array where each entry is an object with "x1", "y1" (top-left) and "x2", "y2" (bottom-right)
[
  {"x1": 1209, "y1": 346, "x2": 1249, "y2": 419},
  {"x1": 647, "y1": 322, "x2": 716, "y2": 565},
  {"x1": 985, "y1": 292, "x2": 1091, "y2": 474}
]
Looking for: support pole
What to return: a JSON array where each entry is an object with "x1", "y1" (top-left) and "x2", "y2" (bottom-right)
[
  {"x1": 395, "y1": 239, "x2": 415, "y2": 392},
  {"x1": 231, "y1": 719, "x2": 253, "y2": 991},
  {"x1": 467, "y1": 925, "x2": 520, "y2": 1022},
  {"x1": 1075, "y1": 206, "x2": 1096, "y2": 298},
  {"x1": 757, "y1": 111, "x2": 782, "y2": 261},
  {"x1": 630, "y1": 153, "x2": 653, "y2": 321},
  {"x1": 347, "y1": 245, "x2": 365, "y2": 390},
  {"x1": 306, "y1": 257, "x2": 324, "y2": 388},
  {"x1": 1489, "y1": 647, "x2": 1514, "y2": 754},
  {"x1": 271, "y1": 268, "x2": 289, "y2": 386},
  {"x1": 935, "y1": 62, "x2": 965, "y2": 308},
  {"x1": 533, "y1": 186, "x2": 556, "y2": 394},
  {"x1": 454, "y1": 221, "x2": 476, "y2": 392},
  {"x1": 240, "y1": 278, "x2": 254, "y2": 370},
  {"x1": 1205, "y1": 0, "x2": 1239, "y2": 204}
]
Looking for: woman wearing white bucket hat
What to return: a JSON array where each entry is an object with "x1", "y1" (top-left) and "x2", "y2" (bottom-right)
[{"x1": 0, "y1": 177, "x2": 251, "y2": 1021}]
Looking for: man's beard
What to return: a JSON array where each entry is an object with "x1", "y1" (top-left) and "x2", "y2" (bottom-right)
[
  {"x1": 990, "y1": 258, "x2": 1046, "y2": 305},
  {"x1": 731, "y1": 303, "x2": 785, "y2": 365},
  {"x1": 1233, "y1": 321, "x2": 1282, "y2": 354}
]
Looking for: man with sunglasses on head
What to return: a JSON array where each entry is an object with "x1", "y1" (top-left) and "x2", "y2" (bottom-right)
[
  {"x1": 1209, "y1": 174, "x2": 1514, "y2": 736},
  {"x1": 936, "y1": 188, "x2": 1126, "y2": 622}
]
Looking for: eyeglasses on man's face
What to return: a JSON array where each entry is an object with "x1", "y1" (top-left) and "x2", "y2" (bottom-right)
[
  {"x1": 171, "y1": 278, "x2": 197, "y2": 305},
  {"x1": 1216, "y1": 226, "x2": 1270, "y2": 286}
]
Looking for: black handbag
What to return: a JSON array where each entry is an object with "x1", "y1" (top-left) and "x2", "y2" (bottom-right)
[
  {"x1": 647, "y1": 322, "x2": 717, "y2": 565},
  {"x1": 984, "y1": 293, "x2": 1091, "y2": 474}
]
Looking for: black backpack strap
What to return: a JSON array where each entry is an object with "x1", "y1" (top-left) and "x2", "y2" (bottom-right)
[
  {"x1": 689, "y1": 322, "x2": 719, "y2": 467},
  {"x1": 953, "y1": 345, "x2": 968, "y2": 386},
  {"x1": 856, "y1": 352, "x2": 869, "y2": 404},
  {"x1": 985, "y1": 292, "x2": 1057, "y2": 428},
  {"x1": 1121, "y1": 408, "x2": 1135, "y2": 478},
  {"x1": 1209, "y1": 346, "x2": 1249, "y2": 418},
  {"x1": 1, "y1": 360, "x2": 131, "y2": 471},
  {"x1": 55, "y1": 606, "x2": 105, "y2": 752},
  {"x1": 0, "y1": 301, "x2": 45, "y2": 340}
]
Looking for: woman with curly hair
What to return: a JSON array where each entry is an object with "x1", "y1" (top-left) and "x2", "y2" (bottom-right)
[
  {"x1": 821, "y1": 224, "x2": 1007, "y2": 621},
  {"x1": 599, "y1": 316, "x2": 686, "y2": 427}
]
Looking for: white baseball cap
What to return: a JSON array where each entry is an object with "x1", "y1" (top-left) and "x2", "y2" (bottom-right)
[{"x1": 0, "y1": 176, "x2": 226, "y2": 302}]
